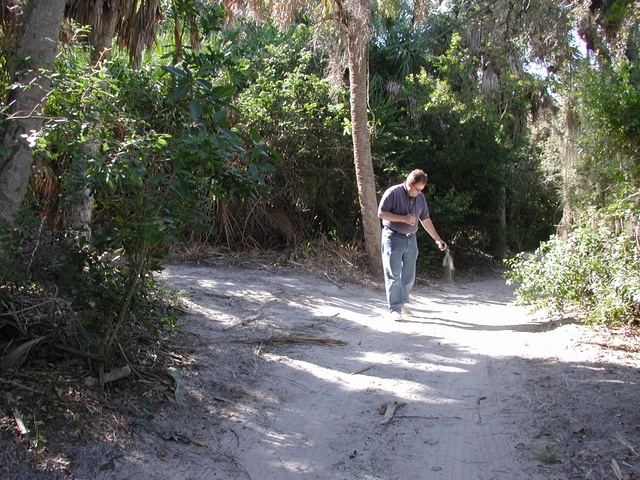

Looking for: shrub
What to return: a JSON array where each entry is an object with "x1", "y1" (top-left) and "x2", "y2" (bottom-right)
[{"x1": 505, "y1": 207, "x2": 640, "y2": 326}]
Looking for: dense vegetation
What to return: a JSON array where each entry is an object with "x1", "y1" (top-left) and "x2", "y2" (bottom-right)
[
  {"x1": 506, "y1": 57, "x2": 640, "y2": 325},
  {"x1": 1, "y1": 0, "x2": 639, "y2": 375}
]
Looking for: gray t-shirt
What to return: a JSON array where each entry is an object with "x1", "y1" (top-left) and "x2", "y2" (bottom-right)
[{"x1": 378, "y1": 183, "x2": 430, "y2": 235}]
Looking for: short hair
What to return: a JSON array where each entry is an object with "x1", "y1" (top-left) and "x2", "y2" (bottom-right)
[{"x1": 407, "y1": 169, "x2": 427, "y2": 185}]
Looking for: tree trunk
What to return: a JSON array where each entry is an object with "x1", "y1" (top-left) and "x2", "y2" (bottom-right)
[
  {"x1": 0, "y1": 0, "x2": 65, "y2": 236},
  {"x1": 63, "y1": 183, "x2": 94, "y2": 241},
  {"x1": 557, "y1": 98, "x2": 579, "y2": 239},
  {"x1": 344, "y1": 0, "x2": 382, "y2": 275},
  {"x1": 490, "y1": 184, "x2": 507, "y2": 259},
  {"x1": 67, "y1": 0, "x2": 122, "y2": 237},
  {"x1": 90, "y1": 0, "x2": 122, "y2": 64}
]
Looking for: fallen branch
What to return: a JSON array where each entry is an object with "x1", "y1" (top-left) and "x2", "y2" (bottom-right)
[
  {"x1": 394, "y1": 415, "x2": 442, "y2": 420},
  {"x1": 212, "y1": 395, "x2": 234, "y2": 403},
  {"x1": 240, "y1": 313, "x2": 264, "y2": 326},
  {"x1": 50, "y1": 343, "x2": 104, "y2": 361},
  {"x1": 0, "y1": 297, "x2": 68, "y2": 317},
  {"x1": 350, "y1": 365, "x2": 373, "y2": 375},
  {"x1": 0, "y1": 379, "x2": 45, "y2": 395},
  {"x1": 160, "y1": 430, "x2": 206, "y2": 446},
  {"x1": 323, "y1": 273, "x2": 342, "y2": 287}
]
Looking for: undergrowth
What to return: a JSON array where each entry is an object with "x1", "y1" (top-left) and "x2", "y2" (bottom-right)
[{"x1": 505, "y1": 213, "x2": 640, "y2": 326}]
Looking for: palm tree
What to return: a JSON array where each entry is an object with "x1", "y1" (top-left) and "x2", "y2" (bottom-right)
[{"x1": 332, "y1": 0, "x2": 382, "y2": 273}]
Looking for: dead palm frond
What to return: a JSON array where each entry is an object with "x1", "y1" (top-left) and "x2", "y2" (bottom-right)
[
  {"x1": 65, "y1": 0, "x2": 163, "y2": 68},
  {"x1": 0, "y1": 336, "x2": 47, "y2": 371},
  {"x1": 117, "y1": 0, "x2": 162, "y2": 69}
]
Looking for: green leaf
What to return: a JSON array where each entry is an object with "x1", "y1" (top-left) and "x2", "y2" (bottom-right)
[
  {"x1": 173, "y1": 83, "x2": 190, "y2": 101},
  {"x1": 255, "y1": 162, "x2": 277, "y2": 173},
  {"x1": 211, "y1": 85, "x2": 236, "y2": 98},
  {"x1": 213, "y1": 110, "x2": 227, "y2": 124},
  {"x1": 171, "y1": 178, "x2": 190, "y2": 199},
  {"x1": 189, "y1": 100, "x2": 203, "y2": 119},
  {"x1": 195, "y1": 79, "x2": 212, "y2": 90},
  {"x1": 221, "y1": 128, "x2": 243, "y2": 149},
  {"x1": 161, "y1": 66, "x2": 188, "y2": 78},
  {"x1": 249, "y1": 127, "x2": 261, "y2": 142}
]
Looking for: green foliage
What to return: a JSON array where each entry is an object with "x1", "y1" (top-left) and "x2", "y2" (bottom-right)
[
  {"x1": 11, "y1": 24, "x2": 277, "y2": 362},
  {"x1": 2, "y1": 1, "x2": 610, "y2": 346},
  {"x1": 505, "y1": 205, "x2": 640, "y2": 326},
  {"x1": 505, "y1": 50, "x2": 640, "y2": 328},
  {"x1": 416, "y1": 186, "x2": 473, "y2": 267},
  {"x1": 232, "y1": 24, "x2": 355, "y2": 244},
  {"x1": 575, "y1": 60, "x2": 640, "y2": 203},
  {"x1": 0, "y1": 208, "x2": 41, "y2": 286},
  {"x1": 505, "y1": 141, "x2": 561, "y2": 251},
  {"x1": 366, "y1": 23, "x2": 563, "y2": 257},
  {"x1": 371, "y1": 15, "x2": 433, "y2": 80},
  {"x1": 371, "y1": 64, "x2": 535, "y2": 254}
]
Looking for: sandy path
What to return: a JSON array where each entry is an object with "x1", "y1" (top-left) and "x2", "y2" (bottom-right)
[
  {"x1": 220, "y1": 281, "x2": 534, "y2": 480},
  {"x1": 93, "y1": 262, "x2": 639, "y2": 480}
]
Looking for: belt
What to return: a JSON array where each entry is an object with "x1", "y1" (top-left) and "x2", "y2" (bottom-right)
[{"x1": 384, "y1": 226, "x2": 415, "y2": 237}]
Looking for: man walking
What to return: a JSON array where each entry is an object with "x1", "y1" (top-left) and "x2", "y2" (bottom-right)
[{"x1": 378, "y1": 169, "x2": 447, "y2": 320}]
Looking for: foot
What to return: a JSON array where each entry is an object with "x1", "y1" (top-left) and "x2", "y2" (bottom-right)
[
  {"x1": 386, "y1": 310, "x2": 403, "y2": 321},
  {"x1": 401, "y1": 306, "x2": 414, "y2": 317}
]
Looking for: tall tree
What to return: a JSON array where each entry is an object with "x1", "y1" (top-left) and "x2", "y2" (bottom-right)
[
  {"x1": 0, "y1": 0, "x2": 66, "y2": 237},
  {"x1": 335, "y1": 0, "x2": 382, "y2": 273},
  {"x1": 0, "y1": 0, "x2": 175, "y2": 247},
  {"x1": 65, "y1": 0, "x2": 123, "y2": 64},
  {"x1": 61, "y1": 0, "x2": 163, "y2": 235}
]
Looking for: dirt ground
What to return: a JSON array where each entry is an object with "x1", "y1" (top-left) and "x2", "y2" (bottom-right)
[{"x1": 2, "y1": 253, "x2": 640, "y2": 480}]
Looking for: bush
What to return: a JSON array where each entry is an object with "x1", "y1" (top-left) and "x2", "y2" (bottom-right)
[
  {"x1": 2, "y1": 35, "x2": 277, "y2": 366},
  {"x1": 505, "y1": 207, "x2": 640, "y2": 326}
]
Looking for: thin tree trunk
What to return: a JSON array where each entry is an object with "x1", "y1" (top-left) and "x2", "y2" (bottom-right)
[
  {"x1": 70, "y1": 0, "x2": 122, "y2": 238},
  {"x1": 491, "y1": 185, "x2": 507, "y2": 258},
  {"x1": 0, "y1": 0, "x2": 65, "y2": 236},
  {"x1": 342, "y1": 0, "x2": 382, "y2": 275},
  {"x1": 90, "y1": 0, "x2": 121, "y2": 64},
  {"x1": 557, "y1": 98, "x2": 579, "y2": 239},
  {"x1": 106, "y1": 244, "x2": 149, "y2": 359}
]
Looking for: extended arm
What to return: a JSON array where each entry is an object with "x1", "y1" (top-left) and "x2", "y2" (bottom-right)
[{"x1": 421, "y1": 218, "x2": 447, "y2": 251}]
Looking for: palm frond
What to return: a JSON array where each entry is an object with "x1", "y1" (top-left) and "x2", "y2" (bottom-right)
[{"x1": 116, "y1": 0, "x2": 162, "y2": 69}]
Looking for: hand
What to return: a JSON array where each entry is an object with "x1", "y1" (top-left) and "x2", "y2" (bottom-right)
[
  {"x1": 405, "y1": 214, "x2": 416, "y2": 225},
  {"x1": 436, "y1": 239, "x2": 447, "y2": 251}
]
